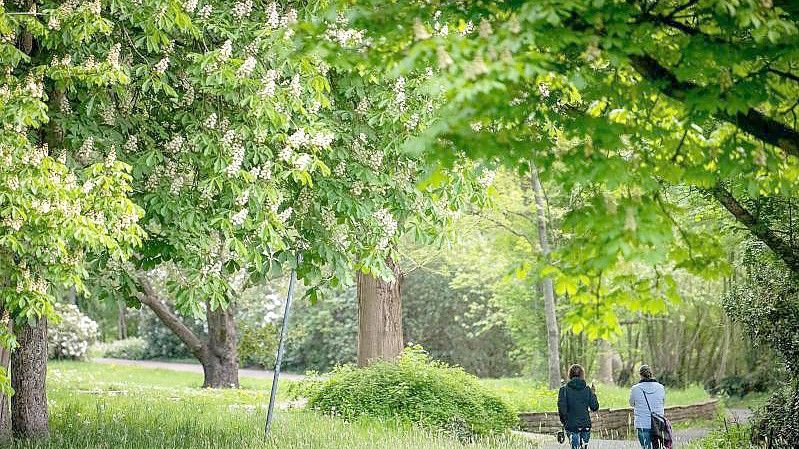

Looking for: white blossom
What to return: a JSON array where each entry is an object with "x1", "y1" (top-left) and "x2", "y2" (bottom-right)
[
  {"x1": 235, "y1": 189, "x2": 250, "y2": 207},
  {"x1": 261, "y1": 69, "x2": 278, "y2": 97},
  {"x1": 266, "y1": 2, "x2": 281, "y2": 29},
  {"x1": 233, "y1": 0, "x2": 252, "y2": 19},
  {"x1": 237, "y1": 56, "x2": 256, "y2": 78},
  {"x1": 204, "y1": 113, "x2": 218, "y2": 129},
  {"x1": 310, "y1": 132, "x2": 334, "y2": 148},
  {"x1": 477, "y1": 170, "x2": 496, "y2": 187},
  {"x1": 107, "y1": 43, "x2": 121, "y2": 69},
  {"x1": 293, "y1": 153, "x2": 312, "y2": 170},
  {"x1": 231, "y1": 208, "x2": 248, "y2": 227},
  {"x1": 393, "y1": 76, "x2": 406, "y2": 112},
  {"x1": 219, "y1": 40, "x2": 233, "y2": 62},
  {"x1": 279, "y1": 146, "x2": 294, "y2": 162},
  {"x1": 184, "y1": 0, "x2": 198, "y2": 13},
  {"x1": 289, "y1": 73, "x2": 302, "y2": 97},
  {"x1": 154, "y1": 57, "x2": 170, "y2": 75},
  {"x1": 47, "y1": 15, "x2": 61, "y2": 30},
  {"x1": 124, "y1": 135, "x2": 138, "y2": 152},
  {"x1": 226, "y1": 143, "x2": 245, "y2": 176},
  {"x1": 197, "y1": 4, "x2": 212, "y2": 19}
]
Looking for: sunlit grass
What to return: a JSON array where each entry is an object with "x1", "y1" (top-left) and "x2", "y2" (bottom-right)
[{"x1": 8, "y1": 361, "x2": 537, "y2": 449}]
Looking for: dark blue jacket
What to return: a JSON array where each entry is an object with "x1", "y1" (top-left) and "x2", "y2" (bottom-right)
[{"x1": 557, "y1": 378, "x2": 600, "y2": 432}]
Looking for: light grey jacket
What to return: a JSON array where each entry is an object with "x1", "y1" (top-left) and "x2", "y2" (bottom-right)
[{"x1": 629, "y1": 380, "x2": 665, "y2": 429}]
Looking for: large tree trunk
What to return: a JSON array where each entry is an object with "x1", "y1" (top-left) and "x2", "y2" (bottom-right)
[
  {"x1": 11, "y1": 319, "x2": 49, "y2": 440},
  {"x1": 357, "y1": 258, "x2": 403, "y2": 367},
  {"x1": 137, "y1": 276, "x2": 238, "y2": 388},
  {"x1": 0, "y1": 307, "x2": 11, "y2": 441},
  {"x1": 530, "y1": 164, "x2": 562, "y2": 389},
  {"x1": 597, "y1": 338, "x2": 614, "y2": 384},
  {"x1": 204, "y1": 304, "x2": 239, "y2": 388}
]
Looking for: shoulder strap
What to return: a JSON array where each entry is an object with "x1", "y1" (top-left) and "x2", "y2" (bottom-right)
[{"x1": 642, "y1": 390, "x2": 652, "y2": 412}]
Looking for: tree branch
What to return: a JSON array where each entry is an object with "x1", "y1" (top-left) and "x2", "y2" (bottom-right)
[
  {"x1": 629, "y1": 54, "x2": 799, "y2": 158},
  {"x1": 710, "y1": 185, "x2": 799, "y2": 274},
  {"x1": 136, "y1": 275, "x2": 208, "y2": 359}
]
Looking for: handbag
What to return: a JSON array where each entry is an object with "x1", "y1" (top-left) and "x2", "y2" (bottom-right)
[{"x1": 643, "y1": 391, "x2": 673, "y2": 449}]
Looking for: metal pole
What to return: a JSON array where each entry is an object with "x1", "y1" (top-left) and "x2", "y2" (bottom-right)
[{"x1": 264, "y1": 255, "x2": 299, "y2": 438}]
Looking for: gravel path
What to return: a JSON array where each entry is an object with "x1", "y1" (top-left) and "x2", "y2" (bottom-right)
[{"x1": 94, "y1": 358, "x2": 306, "y2": 381}]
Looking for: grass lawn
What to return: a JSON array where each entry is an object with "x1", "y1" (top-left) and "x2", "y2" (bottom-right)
[
  {"x1": 9, "y1": 361, "x2": 536, "y2": 449},
  {"x1": 479, "y1": 377, "x2": 711, "y2": 412}
]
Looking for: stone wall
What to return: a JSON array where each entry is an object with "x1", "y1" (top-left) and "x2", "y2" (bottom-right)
[{"x1": 518, "y1": 399, "x2": 719, "y2": 439}]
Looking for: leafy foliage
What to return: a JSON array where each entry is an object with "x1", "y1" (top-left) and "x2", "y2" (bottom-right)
[
  {"x1": 751, "y1": 384, "x2": 799, "y2": 448},
  {"x1": 402, "y1": 263, "x2": 522, "y2": 378},
  {"x1": 305, "y1": 347, "x2": 518, "y2": 437}
]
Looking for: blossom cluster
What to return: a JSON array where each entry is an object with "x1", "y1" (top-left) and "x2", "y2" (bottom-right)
[{"x1": 48, "y1": 303, "x2": 100, "y2": 360}]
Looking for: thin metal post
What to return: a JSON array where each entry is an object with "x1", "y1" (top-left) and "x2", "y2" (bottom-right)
[{"x1": 264, "y1": 256, "x2": 299, "y2": 438}]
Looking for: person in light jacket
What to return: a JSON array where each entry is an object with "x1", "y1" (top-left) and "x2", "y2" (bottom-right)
[
  {"x1": 558, "y1": 364, "x2": 600, "y2": 449},
  {"x1": 629, "y1": 365, "x2": 666, "y2": 449}
]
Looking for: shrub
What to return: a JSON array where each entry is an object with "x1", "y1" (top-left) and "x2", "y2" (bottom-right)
[
  {"x1": 305, "y1": 346, "x2": 518, "y2": 438},
  {"x1": 751, "y1": 384, "x2": 799, "y2": 448},
  {"x1": 96, "y1": 337, "x2": 148, "y2": 360},
  {"x1": 688, "y1": 423, "x2": 756, "y2": 449},
  {"x1": 49, "y1": 303, "x2": 100, "y2": 360}
]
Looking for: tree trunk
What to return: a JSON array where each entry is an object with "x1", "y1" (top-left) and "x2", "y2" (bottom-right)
[
  {"x1": 204, "y1": 304, "x2": 239, "y2": 388},
  {"x1": 0, "y1": 307, "x2": 11, "y2": 441},
  {"x1": 530, "y1": 164, "x2": 562, "y2": 389},
  {"x1": 137, "y1": 276, "x2": 238, "y2": 388},
  {"x1": 357, "y1": 257, "x2": 403, "y2": 367},
  {"x1": 597, "y1": 338, "x2": 614, "y2": 384},
  {"x1": 117, "y1": 300, "x2": 128, "y2": 340},
  {"x1": 11, "y1": 319, "x2": 49, "y2": 440}
]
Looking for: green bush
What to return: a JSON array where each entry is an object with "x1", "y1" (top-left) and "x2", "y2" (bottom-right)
[
  {"x1": 688, "y1": 424, "x2": 756, "y2": 449},
  {"x1": 97, "y1": 337, "x2": 148, "y2": 360},
  {"x1": 305, "y1": 347, "x2": 518, "y2": 438},
  {"x1": 751, "y1": 384, "x2": 799, "y2": 448}
]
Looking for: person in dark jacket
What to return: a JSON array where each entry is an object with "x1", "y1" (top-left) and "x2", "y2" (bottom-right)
[{"x1": 558, "y1": 364, "x2": 600, "y2": 449}]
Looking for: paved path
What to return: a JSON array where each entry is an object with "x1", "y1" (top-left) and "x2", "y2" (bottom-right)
[
  {"x1": 94, "y1": 358, "x2": 306, "y2": 381},
  {"x1": 517, "y1": 428, "x2": 710, "y2": 449},
  {"x1": 518, "y1": 408, "x2": 752, "y2": 449}
]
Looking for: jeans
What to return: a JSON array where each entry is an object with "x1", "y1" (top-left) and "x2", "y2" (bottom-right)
[
  {"x1": 637, "y1": 428, "x2": 653, "y2": 449},
  {"x1": 568, "y1": 430, "x2": 590, "y2": 449}
]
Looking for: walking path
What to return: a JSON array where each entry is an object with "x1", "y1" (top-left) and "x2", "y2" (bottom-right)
[
  {"x1": 94, "y1": 358, "x2": 306, "y2": 381},
  {"x1": 519, "y1": 408, "x2": 752, "y2": 449}
]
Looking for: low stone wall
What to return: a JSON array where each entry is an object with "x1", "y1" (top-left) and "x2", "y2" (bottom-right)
[{"x1": 518, "y1": 399, "x2": 719, "y2": 439}]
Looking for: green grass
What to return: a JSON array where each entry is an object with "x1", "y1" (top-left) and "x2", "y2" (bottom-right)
[
  {"x1": 723, "y1": 392, "x2": 770, "y2": 410},
  {"x1": 9, "y1": 361, "x2": 537, "y2": 449},
  {"x1": 479, "y1": 377, "x2": 711, "y2": 412}
]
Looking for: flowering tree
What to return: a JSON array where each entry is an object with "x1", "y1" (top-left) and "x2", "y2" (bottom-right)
[
  {"x1": 0, "y1": 0, "x2": 143, "y2": 438},
  {"x1": 62, "y1": 1, "x2": 488, "y2": 385}
]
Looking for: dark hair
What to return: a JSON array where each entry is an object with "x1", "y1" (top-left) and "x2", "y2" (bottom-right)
[
  {"x1": 568, "y1": 364, "x2": 585, "y2": 379},
  {"x1": 639, "y1": 364, "x2": 653, "y2": 379}
]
